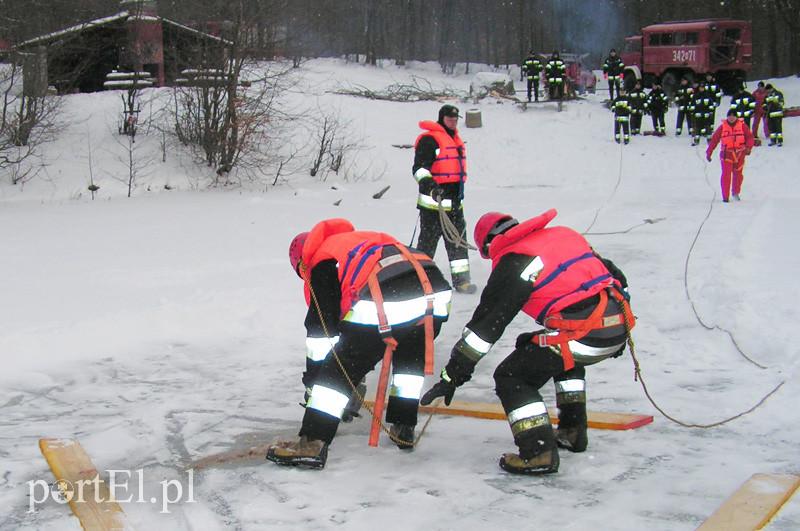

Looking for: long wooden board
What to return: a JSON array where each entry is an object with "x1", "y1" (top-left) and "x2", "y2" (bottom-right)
[
  {"x1": 364, "y1": 399, "x2": 653, "y2": 430},
  {"x1": 697, "y1": 473, "x2": 800, "y2": 530},
  {"x1": 39, "y1": 438, "x2": 132, "y2": 531}
]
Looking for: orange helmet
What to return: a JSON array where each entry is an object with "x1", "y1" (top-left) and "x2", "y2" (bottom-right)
[
  {"x1": 474, "y1": 212, "x2": 518, "y2": 258},
  {"x1": 289, "y1": 232, "x2": 309, "y2": 276}
]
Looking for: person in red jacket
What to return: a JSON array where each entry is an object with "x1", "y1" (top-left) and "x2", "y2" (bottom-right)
[
  {"x1": 751, "y1": 81, "x2": 769, "y2": 141},
  {"x1": 421, "y1": 209, "x2": 634, "y2": 475},
  {"x1": 706, "y1": 108, "x2": 755, "y2": 203},
  {"x1": 413, "y1": 104, "x2": 476, "y2": 294},
  {"x1": 267, "y1": 219, "x2": 452, "y2": 468}
]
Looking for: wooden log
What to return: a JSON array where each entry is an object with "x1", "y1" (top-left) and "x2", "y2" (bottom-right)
[
  {"x1": 697, "y1": 473, "x2": 800, "y2": 530},
  {"x1": 39, "y1": 438, "x2": 132, "y2": 531},
  {"x1": 364, "y1": 399, "x2": 653, "y2": 430}
]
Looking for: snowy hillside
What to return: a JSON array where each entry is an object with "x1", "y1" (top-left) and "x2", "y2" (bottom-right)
[{"x1": 1, "y1": 59, "x2": 799, "y2": 530}]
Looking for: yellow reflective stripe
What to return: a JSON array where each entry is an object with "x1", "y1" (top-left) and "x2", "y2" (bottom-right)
[
  {"x1": 343, "y1": 291, "x2": 452, "y2": 325},
  {"x1": 414, "y1": 168, "x2": 433, "y2": 182},
  {"x1": 507, "y1": 401, "x2": 548, "y2": 425},
  {"x1": 449, "y1": 259, "x2": 470, "y2": 274},
  {"x1": 305, "y1": 336, "x2": 339, "y2": 361},
  {"x1": 390, "y1": 373, "x2": 425, "y2": 399},
  {"x1": 462, "y1": 328, "x2": 493, "y2": 355},
  {"x1": 417, "y1": 194, "x2": 453, "y2": 211},
  {"x1": 555, "y1": 379, "x2": 585, "y2": 394},
  {"x1": 307, "y1": 384, "x2": 349, "y2": 418}
]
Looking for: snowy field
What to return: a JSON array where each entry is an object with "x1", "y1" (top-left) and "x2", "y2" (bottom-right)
[{"x1": 1, "y1": 59, "x2": 799, "y2": 530}]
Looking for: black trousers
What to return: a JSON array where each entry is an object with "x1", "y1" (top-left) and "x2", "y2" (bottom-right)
[
  {"x1": 548, "y1": 81, "x2": 563, "y2": 100},
  {"x1": 527, "y1": 77, "x2": 540, "y2": 101},
  {"x1": 693, "y1": 114, "x2": 710, "y2": 141},
  {"x1": 300, "y1": 322, "x2": 442, "y2": 444},
  {"x1": 743, "y1": 115, "x2": 752, "y2": 129},
  {"x1": 631, "y1": 113, "x2": 643, "y2": 134},
  {"x1": 416, "y1": 207, "x2": 468, "y2": 279},
  {"x1": 614, "y1": 120, "x2": 630, "y2": 142},
  {"x1": 676, "y1": 110, "x2": 692, "y2": 133},
  {"x1": 608, "y1": 78, "x2": 621, "y2": 100},
  {"x1": 493, "y1": 343, "x2": 587, "y2": 428},
  {"x1": 768, "y1": 116, "x2": 784, "y2": 144},
  {"x1": 651, "y1": 113, "x2": 665, "y2": 132}
]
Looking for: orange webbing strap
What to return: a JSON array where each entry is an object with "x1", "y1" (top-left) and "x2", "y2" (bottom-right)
[
  {"x1": 367, "y1": 272, "x2": 398, "y2": 447},
  {"x1": 393, "y1": 245, "x2": 436, "y2": 375},
  {"x1": 534, "y1": 288, "x2": 635, "y2": 371}
]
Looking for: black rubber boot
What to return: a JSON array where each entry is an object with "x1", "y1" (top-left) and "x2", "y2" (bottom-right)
[{"x1": 556, "y1": 401, "x2": 588, "y2": 453}]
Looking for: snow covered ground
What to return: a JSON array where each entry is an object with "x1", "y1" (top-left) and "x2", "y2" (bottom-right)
[{"x1": 1, "y1": 59, "x2": 799, "y2": 530}]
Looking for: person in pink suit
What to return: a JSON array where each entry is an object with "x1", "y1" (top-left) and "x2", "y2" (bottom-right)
[
  {"x1": 751, "y1": 81, "x2": 769, "y2": 141},
  {"x1": 706, "y1": 109, "x2": 755, "y2": 203}
]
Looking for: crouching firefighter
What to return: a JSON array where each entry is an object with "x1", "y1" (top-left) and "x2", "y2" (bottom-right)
[
  {"x1": 267, "y1": 218, "x2": 452, "y2": 468},
  {"x1": 421, "y1": 209, "x2": 634, "y2": 475}
]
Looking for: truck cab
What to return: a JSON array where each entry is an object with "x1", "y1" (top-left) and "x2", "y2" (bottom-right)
[{"x1": 620, "y1": 19, "x2": 752, "y2": 96}]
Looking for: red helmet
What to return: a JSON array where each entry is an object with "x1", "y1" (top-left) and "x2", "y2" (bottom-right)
[
  {"x1": 474, "y1": 212, "x2": 518, "y2": 258},
  {"x1": 289, "y1": 232, "x2": 309, "y2": 276}
]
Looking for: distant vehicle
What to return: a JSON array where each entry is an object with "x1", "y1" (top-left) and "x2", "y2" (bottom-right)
[{"x1": 621, "y1": 19, "x2": 753, "y2": 96}]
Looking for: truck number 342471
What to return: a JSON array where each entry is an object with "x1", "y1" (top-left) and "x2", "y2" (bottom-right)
[{"x1": 672, "y1": 49, "x2": 697, "y2": 63}]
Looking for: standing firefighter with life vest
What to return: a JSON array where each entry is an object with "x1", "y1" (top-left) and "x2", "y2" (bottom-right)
[
  {"x1": 421, "y1": 209, "x2": 634, "y2": 475},
  {"x1": 602, "y1": 48, "x2": 625, "y2": 101},
  {"x1": 413, "y1": 104, "x2": 476, "y2": 294},
  {"x1": 706, "y1": 109, "x2": 755, "y2": 203},
  {"x1": 522, "y1": 50, "x2": 543, "y2": 103},
  {"x1": 267, "y1": 219, "x2": 453, "y2": 468}
]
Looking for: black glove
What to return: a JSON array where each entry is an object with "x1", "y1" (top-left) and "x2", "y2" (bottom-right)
[
  {"x1": 420, "y1": 380, "x2": 456, "y2": 406},
  {"x1": 515, "y1": 332, "x2": 536, "y2": 349}
]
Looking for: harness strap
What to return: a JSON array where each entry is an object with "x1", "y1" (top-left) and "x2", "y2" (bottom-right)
[
  {"x1": 365, "y1": 244, "x2": 437, "y2": 447},
  {"x1": 367, "y1": 272, "x2": 398, "y2": 448},
  {"x1": 533, "y1": 288, "x2": 635, "y2": 371}
]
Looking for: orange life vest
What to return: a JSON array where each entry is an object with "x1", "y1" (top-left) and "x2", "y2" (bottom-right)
[
  {"x1": 489, "y1": 210, "x2": 621, "y2": 324},
  {"x1": 721, "y1": 119, "x2": 746, "y2": 150},
  {"x1": 301, "y1": 219, "x2": 399, "y2": 318},
  {"x1": 414, "y1": 121, "x2": 467, "y2": 185}
]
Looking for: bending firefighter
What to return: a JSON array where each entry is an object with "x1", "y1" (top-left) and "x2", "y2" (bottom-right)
[
  {"x1": 413, "y1": 104, "x2": 476, "y2": 294},
  {"x1": 421, "y1": 209, "x2": 634, "y2": 475},
  {"x1": 268, "y1": 219, "x2": 452, "y2": 468}
]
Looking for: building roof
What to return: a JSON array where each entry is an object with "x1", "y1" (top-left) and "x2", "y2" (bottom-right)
[{"x1": 16, "y1": 10, "x2": 230, "y2": 49}]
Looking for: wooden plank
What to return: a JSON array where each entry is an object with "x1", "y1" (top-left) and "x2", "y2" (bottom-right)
[
  {"x1": 39, "y1": 438, "x2": 132, "y2": 531},
  {"x1": 364, "y1": 399, "x2": 653, "y2": 430},
  {"x1": 697, "y1": 473, "x2": 800, "y2": 531}
]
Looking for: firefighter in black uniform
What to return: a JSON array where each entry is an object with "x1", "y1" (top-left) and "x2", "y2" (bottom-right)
[
  {"x1": 545, "y1": 51, "x2": 566, "y2": 100},
  {"x1": 522, "y1": 50, "x2": 543, "y2": 102},
  {"x1": 421, "y1": 209, "x2": 633, "y2": 474},
  {"x1": 628, "y1": 80, "x2": 647, "y2": 135},
  {"x1": 268, "y1": 219, "x2": 453, "y2": 468},
  {"x1": 602, "y1": 48, "x2": 625, "y2": 101},
  {"x1": 412, "y1": 104, "x2": 477, "y2": 294},
  {"x1": 646, "y1": 80, "x2": 669, "y2": 135},
  {"x1": 612, "y1": 87, "x2": 631, "y2": 144},
  {"x1": 703, "y1": 73, "x2": 723, "y2": 130},
  {"x1": 674, "y1": 77, "x2": 694, "y2": 136},
  {"x1": 691, "y1": 84, "x2": 715, "y2": 146},
  {"x1": 730, "y1": 83, "x2": 756, "y2": 129},
  {"x1": 765, "y1": 84, "x2": 785, "y2": 146}
]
